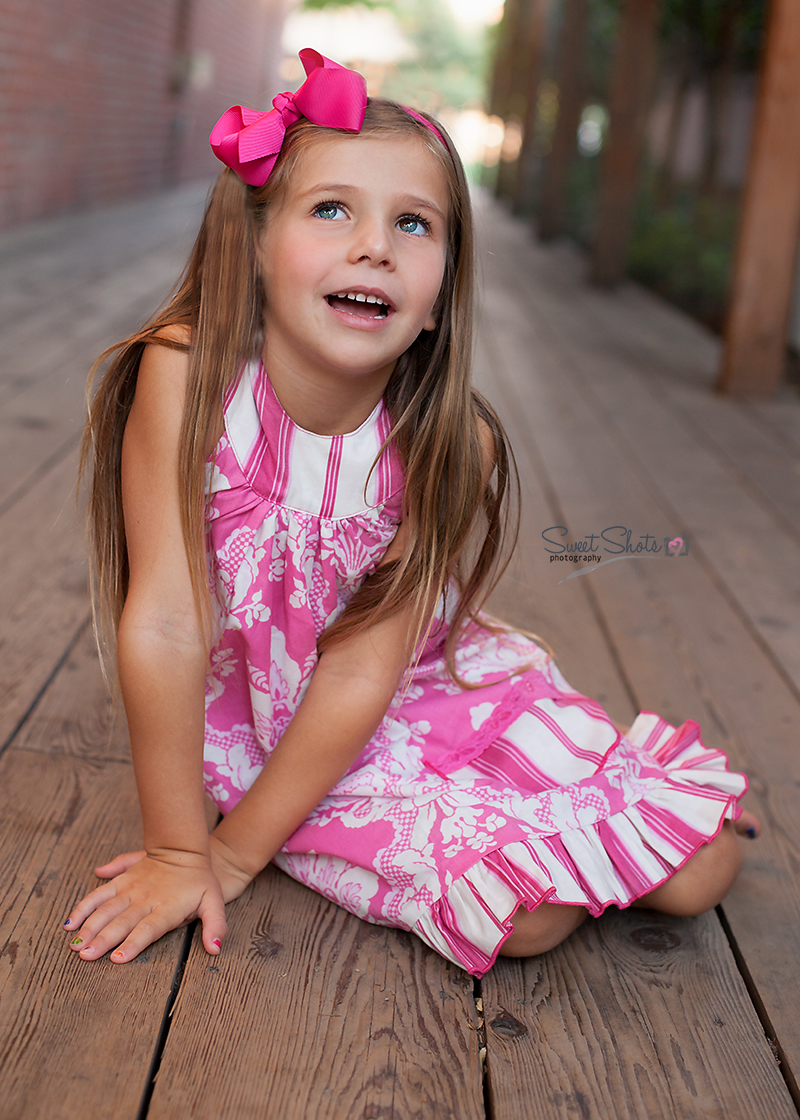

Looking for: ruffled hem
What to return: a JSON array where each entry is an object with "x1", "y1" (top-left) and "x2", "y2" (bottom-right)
[{"x1": 414, "y1": 713, "x2": 747, "y2": 976}]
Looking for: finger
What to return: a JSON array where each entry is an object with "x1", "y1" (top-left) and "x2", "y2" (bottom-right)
[
  {"x1": 78, "y1": 908, "x2": 159, "y2": 962},
  {"x1": 64, "y1": 880, "x2": 121, "y2": 935},
  {"x1": 94, "y1": 850, "x2": 147, "y2": 878},
  {"x1": 198, "y1": 890, "x2": 228, "y2": 955},
  {"x1": 69, "y1": 895, "x2": 131, "y2": 952},
  {"x1": 106, "y1": 912, "x2": 182, "y2": 964}
]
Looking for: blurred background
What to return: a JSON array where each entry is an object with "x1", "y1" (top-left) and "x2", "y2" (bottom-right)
[{"x1": 1, "y1": 0, "x2": 798, "y2": 394}]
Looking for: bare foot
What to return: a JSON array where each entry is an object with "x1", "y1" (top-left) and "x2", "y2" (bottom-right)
[{"x1": 734, "y1": 808, "x2": 761, "y2": 839}]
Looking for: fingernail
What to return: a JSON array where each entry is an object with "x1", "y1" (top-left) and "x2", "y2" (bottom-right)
[
  {"x1": 212, "y1": 939, "x2": 222, "y2": 950},
  {"x1": 63, "y1": 919, "x2": 71, "y2": 927},
  {"x1": 70, "y1": 936, "x2": 83, "y2": 946},
  {"x1": 112, "y1": 950, "x2": 124, "y2": 960},
  {"x1": 746, "y1": 827, "x2": 756, "y2": 839}
]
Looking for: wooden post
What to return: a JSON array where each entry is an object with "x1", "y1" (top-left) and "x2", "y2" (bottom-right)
[
  {"x1": 538, "y1": 0, "x2": 588, "y2": 240},
  {"x1": 490, "y1": 0, "x2": 533, "y2": 199},
  {"x1": 717, "y1": 0, "x2": 800, "y2": 395},
  {"x1": 489, "y1": 0, "x2": 523, "y2": 119},
  {"x1": 512, "y1": 0, "x2": 553, "y2": 212},
  {"x1": 589, "y1": 0, "x2": 662, "y2": 285}
]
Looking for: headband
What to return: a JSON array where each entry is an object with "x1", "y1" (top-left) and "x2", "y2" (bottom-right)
[{"x1": 209, "y1": 47, "x2": 446, "y2": 188}]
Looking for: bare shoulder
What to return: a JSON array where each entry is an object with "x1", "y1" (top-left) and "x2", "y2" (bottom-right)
[{"x1": 129, "y1": 331, "x2": 191, "y2": 448}]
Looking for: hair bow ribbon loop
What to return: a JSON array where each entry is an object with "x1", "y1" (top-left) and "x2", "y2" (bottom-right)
[{"x1": 209, "y1": 48, "x2": 367, "y2": 187}]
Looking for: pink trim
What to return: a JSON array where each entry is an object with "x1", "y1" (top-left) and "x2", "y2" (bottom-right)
[
  {"x1": 246, "y1": 372, "x2": 271, "y2": 484},
  {"x1": 377, "y1": 407, "x2": 391, "y2": 503},
  {"x1": 643, "y1": 716, "x2": 670, "y2": 753},
  {"x1": 270, "y1": 412, "x2": 293, "y2": 504},
  {"x1": 320, "y1": 435, "x2": 344, "y2": 518}
]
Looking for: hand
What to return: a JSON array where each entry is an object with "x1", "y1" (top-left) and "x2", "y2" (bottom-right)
[
  {"x1": 93, "y1": 837, "x2": 257, "y2": 901},
  {"x1": 63, "y1": 848, "x2": 227, "y2": 963}
]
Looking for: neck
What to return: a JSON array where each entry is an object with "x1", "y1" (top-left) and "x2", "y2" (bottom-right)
[{"x1": 261, "y1": 346, "x2": 395, "y2": 436}]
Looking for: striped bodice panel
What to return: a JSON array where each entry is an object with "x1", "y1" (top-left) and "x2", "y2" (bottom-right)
[{"x1": 222, "y1": 360, "x2": 402, "y2": 519}]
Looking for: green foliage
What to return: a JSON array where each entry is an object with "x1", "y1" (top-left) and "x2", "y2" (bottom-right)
[
  {"x1": 660, "y1": 0, "x2": 767, "y2": 69},
  {"x1": 298, "y1": 0, "x2": 488, "y2": 112},
  {"x1": 302, "y1": 0, "x2": 391, "y2": 8},
  {"x1": 583, "y1": 0, "x2": 622, "y2": 98},
  {"x1": 627, "y1": 180, "x2": 738, "y2": 329},
  {"x1": 384, "y1": 0, "x2": 486, "y2": 111}
]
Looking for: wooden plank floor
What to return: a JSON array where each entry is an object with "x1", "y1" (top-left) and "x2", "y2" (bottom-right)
[{"x1": 0, "y1": 184, "x2": 798, "y2": 1119}]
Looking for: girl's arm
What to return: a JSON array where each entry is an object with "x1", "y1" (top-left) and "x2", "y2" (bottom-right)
[
  {"x1": 211, "y1": 556, "x2": 424, "y2": 881},
  {"x1": 66, "y1": 335, "x2": 228, "y2": 962}
]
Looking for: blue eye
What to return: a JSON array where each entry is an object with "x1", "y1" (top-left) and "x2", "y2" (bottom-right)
[
  {"x1": 314, "y1": 201, "x2": 346, "y2": 221},
  {"x1": 397, "y1": 214, "x2": 430, "y2": 236}
]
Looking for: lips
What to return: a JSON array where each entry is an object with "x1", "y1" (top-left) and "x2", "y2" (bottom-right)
[{"x1": 326, "y1": 290, "x2": 391, "y2": 319}]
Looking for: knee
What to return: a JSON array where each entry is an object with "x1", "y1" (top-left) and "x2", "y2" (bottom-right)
[
  {"x1": 499, "y1": 902, "x2": 587, "y2": 958},
  {"x1": 638, "y1": 821, "x2": 744, "y2": 918}
]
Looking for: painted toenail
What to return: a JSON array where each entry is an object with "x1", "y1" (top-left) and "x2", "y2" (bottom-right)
[
  {"x1": 746, "y1": 827, "x2": 756, "y2": 839},
  {"x1": 70, "y1": 936, "x2": 83, "y2": 946}
]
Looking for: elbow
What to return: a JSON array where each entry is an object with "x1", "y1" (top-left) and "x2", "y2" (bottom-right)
[
  {"x1": 314, "y1": 645, "x2": 405, "y2": 706},
  {"x1": 118, "y1": 597, "x2": 207, "y2": 654}
]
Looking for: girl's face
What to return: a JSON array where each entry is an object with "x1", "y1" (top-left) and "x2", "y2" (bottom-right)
[{"x1": 256, "y1": 133, "x2": 449, "y2": 408}]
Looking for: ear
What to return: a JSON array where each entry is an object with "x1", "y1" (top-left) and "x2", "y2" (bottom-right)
[{"x1": 423, "y1": 310, "x2": 437, "y2": 332}]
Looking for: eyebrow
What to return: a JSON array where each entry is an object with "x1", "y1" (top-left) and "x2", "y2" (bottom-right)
[{"x1": 301, "y1": 184, "x2": 446, "y2": 223}]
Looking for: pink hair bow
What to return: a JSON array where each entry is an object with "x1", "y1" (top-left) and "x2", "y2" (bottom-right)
[{"x1": 209, "y1": 48, "x2": 368, "y2": 186}]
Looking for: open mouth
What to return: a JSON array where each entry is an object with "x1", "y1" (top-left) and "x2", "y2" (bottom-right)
[{"x1": 326, "y1": 291, "x2": 390, "y2": 319}]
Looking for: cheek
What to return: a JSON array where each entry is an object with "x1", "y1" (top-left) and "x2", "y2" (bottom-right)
[
  {"x1": 423, "y1": 252, "x2": 447, "y2": 312},
  {"x1": 258, "y1": 230, "x2": 318, "y2": 300}
]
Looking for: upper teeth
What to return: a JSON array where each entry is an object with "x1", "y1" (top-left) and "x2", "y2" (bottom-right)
[{"x1": 335, "y1": 292, "x2": 387, "y2": 306}]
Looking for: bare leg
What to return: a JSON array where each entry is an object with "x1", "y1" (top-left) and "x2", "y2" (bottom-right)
[
  {"x1": 499, "y1": 809, "x2": 759, "y2": 954},
  {"x1": 634, "y1": 810, "x2": 760, "y2": 917},
  {"x1": 498, "y1": 810, "x2": 759, "y2": 955},
  {"x1": 499, "y1": 901, "x2": 588, "y2": 958}
]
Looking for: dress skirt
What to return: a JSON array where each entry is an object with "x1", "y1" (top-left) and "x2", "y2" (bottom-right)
[{"x1": 272, "y1": 632, "x2": 746, "y2": 977}]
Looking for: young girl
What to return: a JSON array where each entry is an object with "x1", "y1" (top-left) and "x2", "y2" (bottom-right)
[{"x1": 66, "y1": 49, "x2": 758, "y2": 976}]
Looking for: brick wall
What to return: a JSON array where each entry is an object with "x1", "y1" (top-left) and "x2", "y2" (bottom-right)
[{"x1": 0, "y1": 0, "x2": 288, "y2": 230}]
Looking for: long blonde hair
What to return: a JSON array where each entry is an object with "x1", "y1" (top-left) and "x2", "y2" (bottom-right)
[{"x1": 81, "y1": 99, "x2": 519, "y2": 680}]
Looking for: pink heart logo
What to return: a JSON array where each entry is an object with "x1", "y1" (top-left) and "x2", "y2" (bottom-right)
[{"x1": 668, "y1": 537, "x2": 684, "y2": 556}]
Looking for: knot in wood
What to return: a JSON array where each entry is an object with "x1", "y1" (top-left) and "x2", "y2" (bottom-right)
[
  {"x1": 629, "y1": 925, "x2": 681, "y2": 953},
  {"x1": 489, "y1": 1010, "x2": 528, "y2": 1039}
]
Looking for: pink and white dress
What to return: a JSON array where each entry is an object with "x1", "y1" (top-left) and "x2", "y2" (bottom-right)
[{"x1": 204, "y1": 359, "x2": 747, "y2": 975}]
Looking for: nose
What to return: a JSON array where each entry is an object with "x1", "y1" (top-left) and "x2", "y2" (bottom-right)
[{"x1": 348, "y1": 213, "x2": 395, "y2": 269}]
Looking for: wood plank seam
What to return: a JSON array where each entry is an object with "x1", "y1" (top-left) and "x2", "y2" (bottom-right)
[
  {"x1": 474, "y1": 976, "x2": 491, "y2": 1117},
  {"x1": 556, "y1": 354, "x2": 800, "y2": 711},
  {"x1": 639, "y1": 374, "x2": 800, "y2": 554},
  {"x1": 716, "y1": 905, "x2": 800, "y2": 1112},
  {"x1": 0, "y1": 614, "x2": 91, "y2": 760},
  {"x1": 479, "y1": 310, "x2": 642, "y2": 717},
  {"x1": 134, "y1": 924, "x2": 197, "y2": 1120},
  {"x1": 488, "y1": 237, "x2": 800, "y2": 710},
  {"x1": 734, "y1": 400, "x2": 800, "y2": 458}
]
